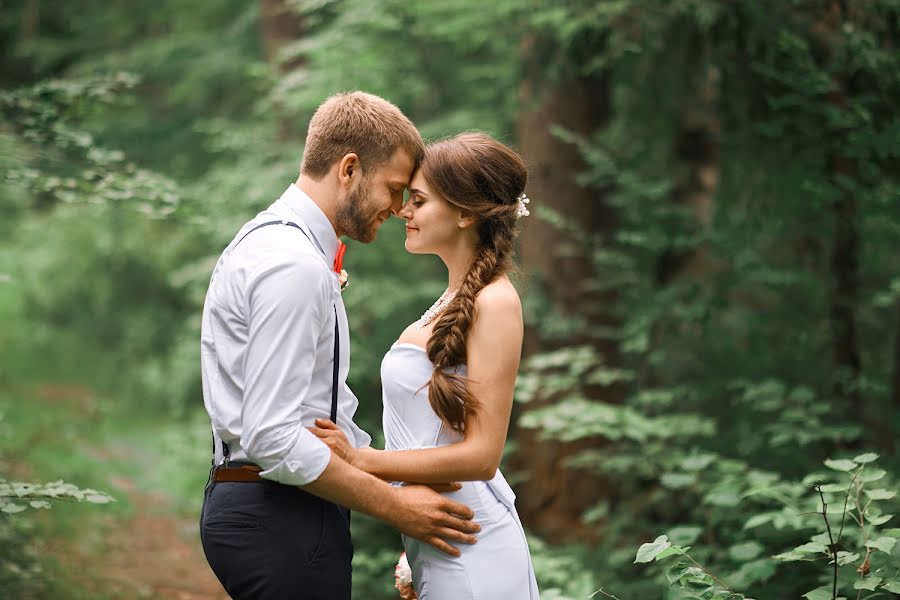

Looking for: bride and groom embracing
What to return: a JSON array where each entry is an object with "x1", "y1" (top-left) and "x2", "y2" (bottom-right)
[{"x1": 199, "y1": 91, "x2": 539, "y2": 600}]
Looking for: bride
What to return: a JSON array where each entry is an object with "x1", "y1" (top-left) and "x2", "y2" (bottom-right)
[{"x1": 312, "y1": 132, "x2": 539, "y2": 599}]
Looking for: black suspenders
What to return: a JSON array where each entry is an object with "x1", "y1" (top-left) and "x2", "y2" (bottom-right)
[{"x1": 215, "y1": 219, "x2": 341, "y2": 466}]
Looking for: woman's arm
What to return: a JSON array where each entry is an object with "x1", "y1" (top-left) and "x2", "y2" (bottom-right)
[{"x1": 314, "y1": 281, "x2": 523, "y2": 483}]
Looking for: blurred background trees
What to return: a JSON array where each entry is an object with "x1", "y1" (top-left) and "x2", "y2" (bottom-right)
[{"x1": 1, "y1": 0, "x2": 898, "y2": 598}]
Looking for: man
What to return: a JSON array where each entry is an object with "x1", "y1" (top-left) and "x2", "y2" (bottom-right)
[{"x1": 199, "y1": 92, "x2": 478, "y2": 600}]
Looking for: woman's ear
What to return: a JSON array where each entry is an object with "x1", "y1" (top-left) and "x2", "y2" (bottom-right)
[
  {"x1": 458, "y1": 208, "x2": 477, "y2": 229},
  {"x1": 338, "y1": 153, "x2": 360, "y2": 186}
]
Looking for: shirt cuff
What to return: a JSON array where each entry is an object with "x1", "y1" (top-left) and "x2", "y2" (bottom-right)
[{"x1": 258, "y1": 427, "x2": 332, "y2": 486}]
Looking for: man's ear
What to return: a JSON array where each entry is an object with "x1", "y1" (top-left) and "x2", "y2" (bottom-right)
[
  {"x1": 338, "y1": 153, "x2": 360, "y2": 186},
  {"x1": 458, "y1": 208, "x2": 478, "y2": 229}
]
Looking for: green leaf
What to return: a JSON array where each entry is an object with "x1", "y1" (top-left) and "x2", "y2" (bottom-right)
[
  {"x1": 661, "y1": 473, "x2": 697, "y2": 489},
  {"x1": 795, "y1": 541, "x2": 828, "y2": 554},
  {"x1": 773, "y1": 550, "x2": 809, "y2": 562},
  {"x1": 635, "y1": 535, "x2": 671, "y2": 564},
  {"x1": 680, "y1": 454, "x2": 716, "y2": 471},
  {"x1": 824, "y1": 459, "x2": 858, "y2": 472},
  {"x1": 667, "y1": 526, "x2": 702, "y2": 545},
  {"x1": 744, "y1": 513, "x2": 773, "y2": 529},
  {"x1": 834, "y1": 551, "x2": 859, "y2": 566},
  {"x1": 655, "y1": 545, "x2": 689, "y2": 560},
  {"x1": 865, "y1": 488, "x2": 896, "y2": 501},
  {"x1": 85, "y1": 493, "x2": 114, "y2": 504},
  {"x1": 866, "y1": 537, "x2": 897, "y2": 553},
  {"x1": 818, "y1": 483, "x2": 847, "y2": 493},
  {"x1": 1, "y1": 502, "x2": 26, "y2": 514},
  {"x1": 853, "y1": 577, "x2": 882, "y2": 591},
  {"x1": 802, "y1": 588, "x2": 847, "y2": 600},
  {"x1": 859, "y1": 469, "x2": 887, "y2": 482},
  {"x1": 869, "y1": 514, "x2": 893, "y2": 526},
  {"x1": 704, "y1": 489, "x2": 741, "y2": 507},
  {"x1": 802, "y1": 587, "x2": 833, "y2": 600},
  {"x1": 852, "y1": 453, "x2": 878, "y2": 464},
  {"x1": 29, "y1": 500, "x2": 51, "y2": 509},
  {"x1": 883, "y1": 579, "x2": 900, "y2": 593},
  {"x1": 729, "y1": 541, "x2": 764, "y2": 561}
]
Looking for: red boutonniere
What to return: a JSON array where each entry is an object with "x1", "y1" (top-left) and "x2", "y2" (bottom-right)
[{"x1": 334, "y1": 241, "x2": 349, "y2": 291}]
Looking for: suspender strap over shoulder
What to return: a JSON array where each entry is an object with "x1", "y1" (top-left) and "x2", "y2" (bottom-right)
[
  {"x1": 331, "y1": 305, "x2": 339, "y2": 423},
  {"x1": 214, "y1": 219, "x2": 341, "y2": 466}
]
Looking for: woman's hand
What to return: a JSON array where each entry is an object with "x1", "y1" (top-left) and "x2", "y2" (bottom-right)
[{"x1": 309, "y1": 418, "x2": 358, "y2": 465}]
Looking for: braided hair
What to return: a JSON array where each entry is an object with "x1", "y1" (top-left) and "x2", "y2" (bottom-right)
[{"x1": 421, "y1": 133, "x2": 527, "y2": 433}]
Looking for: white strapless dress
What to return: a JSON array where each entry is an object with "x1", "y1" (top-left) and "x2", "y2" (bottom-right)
[{"x1": 381, "y1": 342, "x2": 540, "y2": 600}]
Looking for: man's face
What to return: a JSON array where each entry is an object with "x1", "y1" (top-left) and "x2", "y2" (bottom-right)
[{"x1": 336, "y1": 149, "x2": 415, "y2": 243}]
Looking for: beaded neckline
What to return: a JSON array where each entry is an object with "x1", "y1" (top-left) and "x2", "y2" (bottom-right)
[{"x1": 413, "y1": 288, "x2": 457, "y2": 330}]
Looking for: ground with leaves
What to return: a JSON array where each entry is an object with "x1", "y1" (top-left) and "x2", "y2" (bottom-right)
[
  {"x1": 45, "y1": 474, "x2": 227, "y2": 600},
  {"x1": 2, "y1": 383, "x2": 228, "y2": 599}
]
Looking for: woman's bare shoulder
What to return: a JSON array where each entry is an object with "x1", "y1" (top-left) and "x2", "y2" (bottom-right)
[{"x1": 475, "y1": 277, "x2": 521, "y2": 314}]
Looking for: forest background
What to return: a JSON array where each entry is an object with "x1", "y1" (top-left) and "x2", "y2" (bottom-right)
[{"x1": 1, "y1": 1, "x2": 899, "y2": 599}]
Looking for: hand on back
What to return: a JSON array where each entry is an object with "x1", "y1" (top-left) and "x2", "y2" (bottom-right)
[{"x1": 392, "y1": 484, "x2": 480, "y2": 557}]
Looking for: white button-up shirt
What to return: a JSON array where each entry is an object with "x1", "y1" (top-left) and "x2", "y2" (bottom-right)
[{"x1": 201, "y1": 184, "x2": 371, "y2": 486}]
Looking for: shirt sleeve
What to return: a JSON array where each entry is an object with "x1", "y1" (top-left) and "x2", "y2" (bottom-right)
[{"x1": 240, "y1": 249, "x2": 333, "y2": 486}]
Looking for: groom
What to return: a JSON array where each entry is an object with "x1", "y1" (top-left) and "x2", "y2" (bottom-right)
[{"x1": 199, "y1": 92, "x2": 479, "y2": 600}]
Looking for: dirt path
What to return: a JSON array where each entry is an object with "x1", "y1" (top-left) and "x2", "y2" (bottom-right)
[
  {"x1": 28, "y1": 384, "x2": 230, "y2": 599},
  {"x1": 46, "y1": 473, "x2": 229, "y2": 600}
]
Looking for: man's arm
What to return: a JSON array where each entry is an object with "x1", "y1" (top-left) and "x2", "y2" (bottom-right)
[{"x1": 303, "y1": 453, "x2": 479, "y2": 557}]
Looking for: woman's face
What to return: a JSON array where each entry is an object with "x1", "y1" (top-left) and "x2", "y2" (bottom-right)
[{"x1": 399, "y1": 171, "x2": 467, "y2": 255}]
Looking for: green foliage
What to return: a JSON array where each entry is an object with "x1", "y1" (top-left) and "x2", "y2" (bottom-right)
[
  {"x1": 513, "y1": 0, "x2": 900, "y2": 598},
  {"x1": 1, "y1": 0, "x2": 898, "y2": 597},
  {"x1": 0, "y1": 480, "x2": 113, "y2": 515},
  {"x1": 634, "y1": 455, "x2": 900, "y2": 598}
]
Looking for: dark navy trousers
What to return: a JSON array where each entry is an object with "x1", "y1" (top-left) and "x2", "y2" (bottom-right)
[{"x1": 200, "y1": 475, "x2": 353, "y2": 599}]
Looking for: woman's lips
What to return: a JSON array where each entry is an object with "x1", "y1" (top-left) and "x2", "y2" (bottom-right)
[{"x1": 406, "y1": 226, "x2": 418, "y2": 232}]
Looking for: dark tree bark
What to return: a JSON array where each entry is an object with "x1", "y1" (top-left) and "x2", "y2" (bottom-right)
[
  {"x1": 818, "y1": 3, "x2": 863, "y2": 419},
  {"x1": 890, "y1": 300, "x2": 900, "y2": 453},
  {"x1": 259, "y1": 0, "x2": 304, "y2": 140},
  {"x1": 827, "y1": 142, "x2": 862, "y2": 414},
  {"x1": 655, "y1": 65, "x2": 720, "y2": 287},
  {"x1": 21, "y1": 0, "x2": 39, "y2": 39},
  {"x1": 511, "y1": 37, "x2": 621, "y2": 543}
]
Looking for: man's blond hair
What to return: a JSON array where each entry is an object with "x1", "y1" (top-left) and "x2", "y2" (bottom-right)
[{"x1": 301, "y1": 92, "x2": 425, "y2": 179}]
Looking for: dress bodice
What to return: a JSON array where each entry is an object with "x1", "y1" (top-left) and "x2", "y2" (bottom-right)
[{"x1": 380, "y1": 343, "x2": 465, "y2": 451}]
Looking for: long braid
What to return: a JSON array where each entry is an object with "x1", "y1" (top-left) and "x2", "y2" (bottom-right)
[
  {"x1": 427, "y1": 225, "x2": 517, "y2": 432},
  {"x1": 417, "y1": 132, "x2": 527, "y2": 433}
]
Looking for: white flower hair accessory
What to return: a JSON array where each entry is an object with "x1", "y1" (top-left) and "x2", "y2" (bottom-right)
[{"x1": 516, "y1": 192, "x2": 531, "y2": 219}]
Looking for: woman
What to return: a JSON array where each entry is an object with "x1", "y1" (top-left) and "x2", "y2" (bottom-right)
[{"x1": 313, "y1": 132, "x2": 538, "y2": 599}]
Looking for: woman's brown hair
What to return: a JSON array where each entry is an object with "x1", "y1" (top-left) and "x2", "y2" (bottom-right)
[{"x1": 422, "y1": 132, "x2": 527, "y2": 433}]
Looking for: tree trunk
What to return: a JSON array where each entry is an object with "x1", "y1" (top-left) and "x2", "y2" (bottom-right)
[
  {"x1": 816, "y1": 2, "x2": 863, "y2": 419},
  {"x1": 511, "y1": 39, "x2": 620, "y2": 543},
  {"x1": 259, "y1": 0, "x2": 304, "y2": 140},
  {"x1": 21, "y1": 0, "x2": 39, "y2": 40},
  {"x1": 655, "y1": 65, "x2": 720, "y2": 286},
  {"x1": 889, "y1": 299, "x2": 900, "y2": 453},
  {"x1": 828, "y1": 144, "x2": 861, "y2": 414}
]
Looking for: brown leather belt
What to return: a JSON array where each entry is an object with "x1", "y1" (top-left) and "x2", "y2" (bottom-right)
[{"x1": 213, "y1": 463, "x2": 264, "y2": 482}]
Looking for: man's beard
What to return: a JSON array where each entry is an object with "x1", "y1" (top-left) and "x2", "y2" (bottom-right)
[{"x1": 336, "y1": 176, "x2": 379, "y2": 243}]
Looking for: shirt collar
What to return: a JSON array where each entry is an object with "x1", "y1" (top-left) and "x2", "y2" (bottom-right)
[{"x1": 277, "y1": 184, "x2": 340, "y2": 265}]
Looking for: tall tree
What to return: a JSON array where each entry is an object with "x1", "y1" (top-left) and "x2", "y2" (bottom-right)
[
  {"x1": 655, "y1": 62, "x2": 720, "y2": 287},
  {"x1": 259, "y1": 0, "x2": 304, "y2": 140},
  {"x1": 820, "y1": 3, "x2": 863, "y2": 420},
  {"x1": 512, "y1": 29, "x2": 620, "y2": 542}
]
